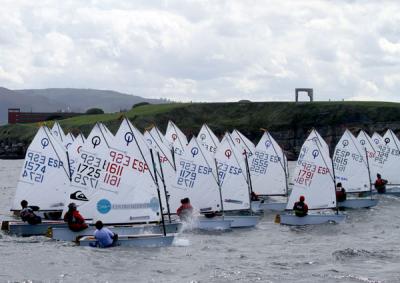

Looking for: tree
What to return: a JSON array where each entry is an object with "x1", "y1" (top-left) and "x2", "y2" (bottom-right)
[
  {"x1": 132, "y1": 102, "x2": 150, "y2": 109},
  {"x1": 86, "y1": 108, "x2": 104, "y2": 115}
]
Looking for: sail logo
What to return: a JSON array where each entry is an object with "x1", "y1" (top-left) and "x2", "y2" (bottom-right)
[
  {"x1": 172, "y1": 134, "x2": 177, "y2": 141},
  {"x1": 360, "y1": 139, "x2": 366, "y2": 145},
  {"x1": 191, "y1": 147, "x2": 199, "y2": 157},
  {"x1": 92, "y1": 136, "x2": 101, "y2": 148},
  {"x1": 373, "y1": 138, "x2": 379, "y2": 145},
  {"x1": 342, "y1": 140, "x2": 349, "y2": 147},
  {"x1": 225, "y1": 149, "x2": 232, "y2": 159},
  {"x1": 235, "y1": 137, "x2": 241, "y2": 144},
  {"x1": 265, "y1": 140, "x2": 271, "y2": 148},
  {"x1": 41, "y1": 138, "x2": 49, "y2": 149},
  {"x1": 70, "y1": 190, "x2": 89, "y2": 201},
  {"x1": 312, "y1": 149, "x2": 319, "y2": 159},
  {"x1": 124, "y1": 132, "x2": 134, "y2": 146},
  {"x1": 384, "y1": 138, "x2": 390, "y2": 144},
  {"x1": 200, "y1": 133, "x2": 206, "y2": 141},
  {"x1": 97, "y1": 199, "x2": 112, "y2": 214}
]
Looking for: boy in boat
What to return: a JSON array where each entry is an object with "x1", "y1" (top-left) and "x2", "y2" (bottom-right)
[
  {"x1": 293, "y1": 196, "x2": 308, "y2": 217},
  {"x1": 63, "y1": 203, "x2": 88, "y2": 232},
  {"x1": 335, "y1": 182, "x2": 347, "y2": 202},
  {"x1": 93, "y1": 220, "x2": 117, "y2": 248},
  {"x1": 374, "y1": 174, "x2": 388, "y2": 194},
  {"x1": 177, "y1": 198, "x2": 193, "y2": 221},
  {"x1": 20, "y1": 200, "x2": 42, "y2": 225}
]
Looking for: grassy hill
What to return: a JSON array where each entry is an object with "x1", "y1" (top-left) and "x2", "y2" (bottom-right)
[{"x1": 1, "y1": 101, "x2": 400, "y2": 158}]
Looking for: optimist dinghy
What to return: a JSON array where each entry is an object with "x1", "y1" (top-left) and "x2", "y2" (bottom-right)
[
  {"x1": 78, "y1": 233, "x2": 175, "y2": 248},
  {"x1": 277, "y1": 129, "x2": 345, "y2": 226},
  {"x1": 249, "y1": 131, "x2": 289, "y2": 212},
  {"x1": 170, "y1": 137, "x2": 232, "y2": 231},
  {"x1": 333, "y1": 130, "x2": 378, "y2": 208}
]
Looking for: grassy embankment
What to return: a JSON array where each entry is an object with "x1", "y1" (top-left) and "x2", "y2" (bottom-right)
[{"x1": 1, "y1": 101, "x2": 400, "y2": 144}]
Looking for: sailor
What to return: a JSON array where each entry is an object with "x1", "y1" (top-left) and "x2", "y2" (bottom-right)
[
  {"x1": 335, "y1": 182, "x2": 347, "y2": 202},
  {"x1": 251, "y1": 191, "x2": 260, "y2": 201},
  {"x1": 293, "y1": 195, "x2": 308, "y2": 217},
  {"x1": 374, "y1": 173, "x2": 388, "y2": 194},
  {"x1": 63, "y1": 203, "x2": 88, "y2": 232},
  {"x1": 176, "y1": 197, "x2": 193, "y2": 221},
  {"x1": 20, "y1": 200, "x2": 42, "y2": 225},
  {"x1": 93, "y1": 220, "x2": 117, "y2": 248}
]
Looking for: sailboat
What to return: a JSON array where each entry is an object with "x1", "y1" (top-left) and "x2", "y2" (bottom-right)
[
  {"x1": 249, "y1": 131, "x2": 289, "y2": 211},
  {"x1": 214, "y1": 133, "x2": 259, "y2": 228},
  {"x1": 165, "y1": 120, "x2": 188, "y2": 157},
  {"x1": 171, "y1": 137, "x2": 233, "y2": 230},
  {"x1": 333, "y1": 130, "x2": 378, "y2": 208},
  {"x1": 2, "y1": 126, "x2": 71, "y2": 236},
  {"x1": 276, "y1": 129, "x2": 345, "y2": 225},
  {"x1": 52, "y1": 122, "x2": 176, "y2": 246}
]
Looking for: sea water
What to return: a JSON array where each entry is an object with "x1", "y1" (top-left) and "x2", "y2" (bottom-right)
[{"x1": 1, "y1": 160, "x2": 400, "y2": 282}]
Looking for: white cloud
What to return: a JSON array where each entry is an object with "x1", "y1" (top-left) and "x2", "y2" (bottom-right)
[{"x1": 0, "y1": 0, "x2": 399, "y2": 102}]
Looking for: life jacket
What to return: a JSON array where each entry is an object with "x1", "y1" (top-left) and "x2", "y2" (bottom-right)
[
  {"x1": 177, "y1": 203, "x2": 193, "y2": 220},
  {"x1": 293, "y1": 201, "x2": 308, "y2": 217},
  {"x1": 20, "y1": 208, "x2": 35, "y2": 222},
  {"x1": 336, "y1": 189, "x2": 347, "y2": 202},
  {"x1": 64, "y1": 210, "x2": 88, "y2": 231},
  {"x1": 375, "y1": 178, "x2": 387, "y2": 193}
]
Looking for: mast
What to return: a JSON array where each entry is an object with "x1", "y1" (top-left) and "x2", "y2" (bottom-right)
[
  {"x1": 214, "y1": 158, "x2": 225, "y2": 217},
  {"x1": 244, "y1": 153, "x2": 254, "y2": 215},
  {"x1": 157, "y1": 151, "x2": 172, "y2": 223},
  {"x1": 150, "y1": 149, "x2": 166, "y2": 236},
  {"x1": 365, "y1": 147, "x2": 374, "y2": 199}
]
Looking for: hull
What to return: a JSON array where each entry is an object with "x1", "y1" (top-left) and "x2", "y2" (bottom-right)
[
  {"x1": 192, "y1": 218, "x2": 232, "y2": 231},
  {"x1": 1, "y1": 220, "x2": 67, "y2": 236},
  {"x1": 258, "y1": 202, "x2": 287, "y2": 212},
  {"x1": 276, "y1": 214, "x2": 345, "y2": 226},
  {"x1": 223, "y1": 215, "x2": 259, "y2": 228},
  {"x1": 337, "y1": 199, "x2": 378, "y2": 209},
  {"x1": 78, "y1": 234, "x2": 175, "y2": 248},
  {"x1": 50, "y1": 222, "x2": 182, "y2": 242}
]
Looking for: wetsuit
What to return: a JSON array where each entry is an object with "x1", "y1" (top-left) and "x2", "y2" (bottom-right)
[
  {"x1": 293, "y1": 201, "x2": 308, "y2": 217},
  {"x1": 64, "y1": 210, "x2": 88, "y2": 232},
  {"x1": 375, "y1": 179, "x2": 387, "y2": 194}
]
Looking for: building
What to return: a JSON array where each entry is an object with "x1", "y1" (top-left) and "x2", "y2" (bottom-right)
[{"x1": 8, "y1": 108, "x2": 81, "y2": 124}]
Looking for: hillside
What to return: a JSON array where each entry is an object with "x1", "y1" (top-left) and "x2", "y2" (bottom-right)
[
  {"x1": 1, "y1": 101, "x2": 400, "y2": 159},
  {"x1": 0, "y1": 87, "x2": 168, "y2": 124}
]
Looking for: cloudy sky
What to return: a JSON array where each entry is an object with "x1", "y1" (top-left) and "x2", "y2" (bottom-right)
[{"x1": 0, "y1": 0, "x2": 399, "y2": 102}]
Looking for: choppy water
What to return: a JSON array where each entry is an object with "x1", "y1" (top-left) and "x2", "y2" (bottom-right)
[{"x1": 1, "y1": 160, "x2": 400, "y2": 283}]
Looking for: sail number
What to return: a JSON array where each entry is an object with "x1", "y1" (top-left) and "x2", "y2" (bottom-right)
[
  {"x1": 250, "y1": 151, "x2": 280, "y2": 174},
  {"x1": 294, "y1": 161, "x2": 329, "y2": 187},
  {"x1": 22, "y1": 152, "x2": 63, "y2": 183},
  {"x1": 73, "y1": 153, "x2": 105, "y2": 189},
  {"x1": 333, "y1": 149, "x2": 363, "y2": 172},
  {"x1": 216, "y1": 161, "x2": 242, "y2": 185},
  {"x1": 177, "y1": 160, "x2": 212, "y2": 188}
]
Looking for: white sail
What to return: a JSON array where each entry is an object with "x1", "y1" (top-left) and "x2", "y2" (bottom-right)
[
  {"x1": 333, "y1": 130, "x2": 370, "y2": 192},
  {"x1": 171, "y1": 137, "x2": 221, "y2": 213},
  {"x1": 77, "y1": 119, "x2": 161, "y2": 223},
  {"x1": 215, "y1": 133, "x2": 250, "y2": 211},
  {"x1": 231, "y1": 129, "x2": 255, "y2": 157},
  {"x1": 12, "y1": 126, "x2": 71, "y2": 211},
  {"x1": 287, "y1": 129, "x2": 336, "y2": 210},
  {"x1": 377, "y1": 129, "x2": 400, "y2": 184},
  {"x1": 67, "y1": 133, "x2": 86, "y2": 178},
  {"x1": 357, "y1": 130, "x2": 380, "y2": 178},
  {"x1": 51, "y1": 121, "x2": 66, "y2": 144},
  {"x1": 198, "y1": 124, "x2": 220, "y2": 155},
  {"x1": 165, "y1": 121, "x2": 188, "y2": 157},
  {"x1": 249, "y1": 131, "x2": 287, "y2": 195},
  {"x1": 63, "y1": 133, "x2": 75, "y2": 150},
  {"x1": 100, "y1": 123, "x2": 115, "y2": 143}
]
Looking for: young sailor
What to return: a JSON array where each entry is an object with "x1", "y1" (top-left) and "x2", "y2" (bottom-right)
[
  {"x1": 335, "y1": 182, "x2": 347, "y2": 202},
  {"x1": 374, "y1": 174, "x2": 388, "y2": 194},
  {"x1": 93, "y1": 220, "x2": 117, "y2": 248},
  {"x1": 176, "y1": 198, "x2": 194, "y2": 221},
  {"x1": 293, "y1": 196, "x2": 308, "y2": 217},
  {"x1": 63, "y1": 203, "x2": 88, "y2": 232},
  {"x1": 20, "y1": 200, "x2": 42, "y2": 225}
]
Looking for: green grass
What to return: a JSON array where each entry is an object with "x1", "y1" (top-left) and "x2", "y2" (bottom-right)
[{"x1": 2, "y1": 101, "x2": 400, "y2": 144}]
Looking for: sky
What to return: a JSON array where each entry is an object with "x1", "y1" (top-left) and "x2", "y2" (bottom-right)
[{"x1": 0, "y1": 0, "x2": 399, "y2": 102}]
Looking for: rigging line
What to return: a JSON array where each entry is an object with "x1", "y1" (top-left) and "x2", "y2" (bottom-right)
[
  {"x1": 147, "y1": 130, "x2": 175, "y2": 170},
  {"x1": 389, "y1": 130, "x2": 400, "y2": 151},
  {"x1": 348, "y1": 130, "x2": 369, "y2": 169},
  {"x1": 97, "y1": 123, "x2": 111, "y2": 148},
  {"x1": 266, "y1": 132, "x2": 286, "y2": 173},
  {"x1": 234, "y1": 129, "x2": 253, "y2": 155},
  {"x1": 204, "y1": 124, "x2": 219, "y2": 148}
]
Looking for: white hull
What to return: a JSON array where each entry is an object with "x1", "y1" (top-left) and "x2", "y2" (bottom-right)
[
  {"x1": 1, "y1": 220, "x2": 66, "y2": 236},
  {"x1": 223, "y1": 215, "x2": 259, "y2": 228},
  {"x1": 276, "y1": 214, "x2": 345, "y2": 226},
  {"x1": 78, "y1": 234, "x2": 175, "y2": 248},
  {"x1": 252, "y1": 201, "x2": 287, "y2": 212},
  {"x1": 337, "y1": 199, "x2": 378, "y2": 209},
  {"x1": 50, "y1": 222, "x2": 182, "y2": 242}
]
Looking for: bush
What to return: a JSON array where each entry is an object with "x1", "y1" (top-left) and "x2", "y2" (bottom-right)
[
  {"x1": 132, "y1": 102, "x2": 150, "y2": 109},
  {"x1": 85, "y1": 108, "x2": 104, "y2": 115}
]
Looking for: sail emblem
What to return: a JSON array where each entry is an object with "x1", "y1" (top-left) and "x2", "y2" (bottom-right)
[
  {"x1": 384, "y1": 138, "x2": 390, "y2": 145},
  {"x1": 200, "y1": 133, "x2": 206, "y2": 141},
  {"x1": 235, "y1": 137, "x2": 241, "y2": 144},
  {"x1": 312, "y1": 149, "x2": 319, "y2": 159},
  {"x1": 191, "y1": 147, "x2": 199, "y2": 157},
  {"x1": 97, "y1": 199, "x2": 112, "y2": 214},
  {"x1": 172, "y1": 134, "x2": 177, "y2": 141},
  {"x1": 41, "y1": 138, "x2": 49, "y2": 149},
  {"x1": 53, "y1": 131, "x2": 58, "y2": 136},
  {"x1": 360, "y1": 139, "x2": 366, "y2": 145},
  {"x1": 265, "y1": 140, "x2": 271, "y2": 148},
  {"x1": 147, "y1": 138, "x2": 152, "y2": 145},
  {"x1": 66, "y1": 143, "x2": 72, "y2": 149},
  {"x1": 91, "y1": 136, "x2": 101, "y2": 148},
  {"x1": 225, "y1": 149, "x2": 232, "y2": 159},
  {"x1": 342, "y1": 140, "x2": 349, "y2": 147},
  {"x1": 373, "y1": 138, "x2": 379, "y2": 145},
  {"x1": 70, "y1": 190, "x2": 89, "y2": 201},
  {"x1": 124, "y1": 132, "x2": 134, "y2": 146},
  {"x1": 77, "y1": 145, "x2": 82, "y2": 153}
]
